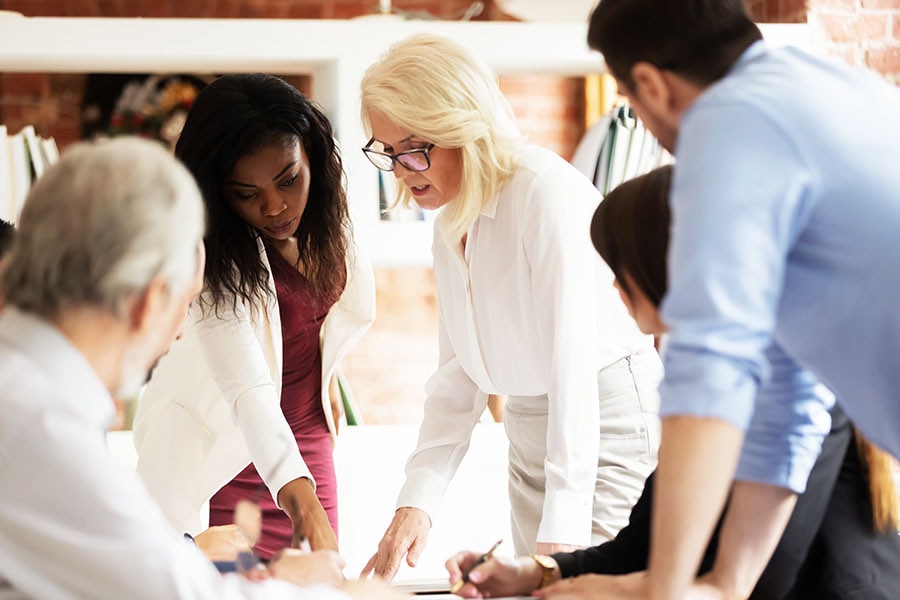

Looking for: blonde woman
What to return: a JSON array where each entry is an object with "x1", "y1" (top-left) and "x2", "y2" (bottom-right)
[{"x1": 359, "y1": 33, "x2": 662, "y2": 579}]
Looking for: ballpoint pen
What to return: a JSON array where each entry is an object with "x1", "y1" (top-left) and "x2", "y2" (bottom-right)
[{"x1": 450, "y1": 539, "x2": 503, "y2": 594}]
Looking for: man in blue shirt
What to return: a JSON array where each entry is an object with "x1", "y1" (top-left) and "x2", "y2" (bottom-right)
[{"x1": 585, "y1": 1, "x2": 900, "y2": 599}]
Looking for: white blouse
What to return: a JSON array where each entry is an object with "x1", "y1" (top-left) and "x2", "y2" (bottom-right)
[{"x1": 396, "y1": 146, "x2": 652, "y2": 544}]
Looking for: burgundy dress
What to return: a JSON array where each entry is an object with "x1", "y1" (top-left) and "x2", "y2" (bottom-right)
[{"x1": 208, "y1": 245, "x2": 339, "y2": 560}]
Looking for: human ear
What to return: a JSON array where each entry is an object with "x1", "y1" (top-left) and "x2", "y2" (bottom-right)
[
  {"x1": 630, "y1": 62, "x2": 674, "y2": 115},
  {"x1": 126, "y1": 276, "x2": 169, "y2": 335}
]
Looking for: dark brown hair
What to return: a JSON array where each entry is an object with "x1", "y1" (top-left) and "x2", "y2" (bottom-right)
[
  {"x1": 0, "y1": 219, "x2": 14, "y2": 258},
  {"x1": 591, "y1": 165, "x2": 672, "y2": 306},
  {"x1": 587, "y1": 0, "x2": 762, "y2": 90}
]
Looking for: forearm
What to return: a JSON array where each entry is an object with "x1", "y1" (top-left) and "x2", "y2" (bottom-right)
[
  {"x1": 648, "y1": 416, "x2": 743, "y2": 600},
  {"x1": 705, "y1": 481, "x2": 797, "y2": 599}
]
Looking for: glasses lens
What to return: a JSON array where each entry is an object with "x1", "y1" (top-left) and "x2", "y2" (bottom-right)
[
  {"x1": 396, "y1": 151, "x2": 429, "y2": 172},
  {"x1": 364, "y1": 150, "x2": 394, "y2": 171}
]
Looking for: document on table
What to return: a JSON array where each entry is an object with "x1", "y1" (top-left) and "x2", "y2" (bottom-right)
[
  {"x1": 391, "y1": 579, "x2": 530, "y2": 598},
  {"x1": 391, "y1": 578, "x2": 450, "y2": 594}
]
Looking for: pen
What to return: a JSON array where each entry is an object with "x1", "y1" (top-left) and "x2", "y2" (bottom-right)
[{"x1": 450, "y1": 539, "x2": 503, "y2": 594}]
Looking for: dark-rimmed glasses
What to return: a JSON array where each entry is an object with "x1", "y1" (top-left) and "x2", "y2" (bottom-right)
[{"x1": 362, "y1": 138, "x2": 435, "y2": 172}]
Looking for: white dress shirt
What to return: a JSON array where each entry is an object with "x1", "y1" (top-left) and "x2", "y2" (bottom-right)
[
  {"x1": 0, "y1": 308, "x2": 347, "y2": 600},
  {"x1": 396, "y1": 146, "x2": 652, "y2": 544}
]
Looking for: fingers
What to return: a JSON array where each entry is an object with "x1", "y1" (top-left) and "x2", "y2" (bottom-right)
[
  {"x1": 406, "y1": 533, "x2": 426, "y2": 568},
  {"x1": 445, "y1": 551, "x2": 481, "y2": 584},
  {"x1": 374, "y1": 543, "x2": 404, "y2": 581},
  {"x1": 360, "y1": 553, "x2": 379, "y2": 579},
  {"x1": 366, "y1": 533, "x2": 408, "y2": 581},
  {"x1": 444, "y1": 551, "x2": 467, "y2": 581}
]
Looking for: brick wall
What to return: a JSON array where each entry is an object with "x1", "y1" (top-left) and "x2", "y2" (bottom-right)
[
  {"x1": 0, "y1": 0, "x2": 583, "y2": 157},
  {"x1": 746, "y1": 0, "x2": 809, "y2": 22},
  {"x1": 808, "y1": 0, "x2": 900, "y2": 84}
]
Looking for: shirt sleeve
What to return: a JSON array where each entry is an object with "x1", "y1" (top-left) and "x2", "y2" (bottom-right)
[
  {"x1": 395, "y1": 307, "x2": 487, "y2": 519},
  {"x1": 735, "y1": 344, "x2": 834, "y2": 492},
  {"x1": 660, "y1": 100, "x2": 827, "y2": 492},
  {"x1": 521, "y1": 166, "x2": 605, "y2": 546},
  {"x1": 191, "y1": 295, "x2": 312, "y2": 506}
]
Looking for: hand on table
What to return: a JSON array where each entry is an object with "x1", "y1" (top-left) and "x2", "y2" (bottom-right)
[
  {"x1": 269, "y1": 548, "x2": 346, "y2": 587},
  {"x1": 194, "y1": 524, "x2": 253, "y2": 562},
  {"x1": 445, "y1": 551, "x2": 543, "y2": 598},
  {"x1": 360, "y1": 507, "x2": 431, "y2": 581}
]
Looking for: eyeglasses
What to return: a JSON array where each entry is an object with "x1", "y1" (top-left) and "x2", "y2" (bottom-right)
[{"x1": 362, "y1": 138, "x2": 435, "y2": 172}]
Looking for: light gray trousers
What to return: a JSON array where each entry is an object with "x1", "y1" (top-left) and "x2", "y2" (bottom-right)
[{"x1": 503, "y1": 348, "x2": 662, "y2": 554}]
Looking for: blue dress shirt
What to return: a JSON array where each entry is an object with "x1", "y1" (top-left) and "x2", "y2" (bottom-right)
[{"x1": 660, "y1": 41, "x2": 900, "y2": 492}]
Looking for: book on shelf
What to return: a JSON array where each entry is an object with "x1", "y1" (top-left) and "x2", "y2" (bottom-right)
[
  {"x1": 0, "y1": 126, "x2": 12, "y2": 223},
  {"x1": 7, "y1": 129, "x2": 31, "y2": 224},
  {"x1": 1, "y1": 125, "x2": 62, "y2": 223},
  {"x1": 21, "y1": 125, "x2": 46, "y2": 180},
  {"x1": 571, "y1": 104, "x2": 671, "y2": 197},
  {"x1": 40, "y1": 136, "x2": 60, "y2": 166}
]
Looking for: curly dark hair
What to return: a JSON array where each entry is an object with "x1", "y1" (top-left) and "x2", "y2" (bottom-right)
[{"x1": 174, "y1": 73, "x2": 350, "y2": 316}]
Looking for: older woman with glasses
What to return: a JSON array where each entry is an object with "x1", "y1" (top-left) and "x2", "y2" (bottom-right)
[{"x1": 358, "y1": 33, "x2": 662, "y2": 581}]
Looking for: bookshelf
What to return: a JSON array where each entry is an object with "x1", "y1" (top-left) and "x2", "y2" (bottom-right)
[{"x1": 0, "y1": 16, "x2": 811, "y2": 266}]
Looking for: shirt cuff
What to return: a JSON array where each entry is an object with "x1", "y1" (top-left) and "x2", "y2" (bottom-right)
[
  {"x1": 536, "y1": 488, "x2": 593, "y2": 547},
  {"x1": 395, "y1": 467, "x2": 451, "y2": 520}
]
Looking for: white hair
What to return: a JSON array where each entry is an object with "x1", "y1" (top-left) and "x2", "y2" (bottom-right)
[
  {"x1": 361, "y1": 33, "x2": 523, "y2": 240},
  {"x1": 1, "y1": 137, "x2": 205, "y2": 318}
]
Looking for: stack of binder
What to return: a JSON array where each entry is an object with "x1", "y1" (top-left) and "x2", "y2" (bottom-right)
[
  {"x1": 1, "y1": 124, "x2": 60, "y2": 224},
  {"x1": 571, "y1": 104, "x2": 672, "y2": 196}
]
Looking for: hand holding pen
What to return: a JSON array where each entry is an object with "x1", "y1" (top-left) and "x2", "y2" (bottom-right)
[{"x1": 449, "y1": 539, "x2": 503, "y2": 594}]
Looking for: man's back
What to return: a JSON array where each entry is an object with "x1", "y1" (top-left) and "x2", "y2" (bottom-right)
[{"x1": 663, "y1": 41, "x2": 900, "y2": 460}]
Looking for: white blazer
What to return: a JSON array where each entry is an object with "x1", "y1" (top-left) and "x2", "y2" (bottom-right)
[{"x1": 133, "y1": 236, "x2": 375, "y2": 535}]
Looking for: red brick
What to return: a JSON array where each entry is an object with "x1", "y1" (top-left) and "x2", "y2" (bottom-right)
[
  {"x1": 7, "y1": 0, "x2": 70, "y2": 15},
  {"x1": 862, "y1": 0, "x2": 900, "y2": 9},
  {"x1": 289, "y1": 3, "x2": 325, "y2": 18},
  {"x1": 215, "y1": 0, "x2": 243, "y2": 18},
  {"x1": 808, "y1": 0, "x2": 858, "y2": 12},
  {"x1": 169, "y1": 0, "x2": 218, "y2": 18},
  {"x1": 329, "y1": 2, "x2": 378, "y2": 19},
  {"x1": 866, "y1": 44, "x2": 900, "y2": 72},
  {"x1": 819, "y1": 14, "x2": 872, "y2": 42},
  {"x1": 745, "y1": 0, "x2": 766, "y2": 22},
  {"x1": 826, "y1": 44, "x2": 865, "y2": 67},
  {"x1": 1, "y1": 74, "x2": 50, "y2": 96},
  {"x1": 778, "y1": 2, "x2": 808, "y2": 24}
]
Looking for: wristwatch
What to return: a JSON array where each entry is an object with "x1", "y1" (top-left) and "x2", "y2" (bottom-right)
[{"x1": 529, "y1": 554, "x2": 558, "y2": 589}]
